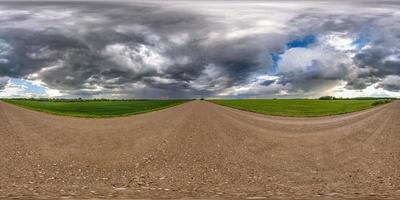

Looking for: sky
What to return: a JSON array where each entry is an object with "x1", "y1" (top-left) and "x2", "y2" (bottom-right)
[{"x1": 0, "y1": 0, "x2": 399, "y2": 99}]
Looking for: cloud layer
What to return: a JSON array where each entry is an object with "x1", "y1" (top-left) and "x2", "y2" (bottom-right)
[{"x1": 0, "y1": 0, "x2": 399, "y2": 98}]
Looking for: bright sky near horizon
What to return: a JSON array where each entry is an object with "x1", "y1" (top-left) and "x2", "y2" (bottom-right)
[{"x1": 0, "y1": 0, "x2": 399, "y2": 99}]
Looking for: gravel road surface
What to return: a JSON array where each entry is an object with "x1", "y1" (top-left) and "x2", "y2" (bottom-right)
[{"x1": 1, "y1": 100, "x2": 399, "y2": 199}]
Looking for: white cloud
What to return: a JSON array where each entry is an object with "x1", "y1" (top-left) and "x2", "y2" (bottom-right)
[
  {"x1": 45, "y1": 88, "x2": 64, "y2": 97},
  {"x1": 190, "y1": 64, "x2": 230, "y2": 92},
  {"x1": 0, "y1": 81, "x2": 32, "y2": 98},
  {"x1": 323, "y1": 32, "x2": 357, "y2": 52},
  {"x1": 217, "y1": 75, "x2": 288, "y2": 97},
  {"x1": 333, "y1": 81, "x2": 400, "y2": 98},
  {"x1": 277, "y1": 38, "x2": 353, "y2": 79},
  {"x1": 102, "y1": 43, "x2": 171, "y2": 74},
  {"x1": 146, "y1": 76, "x2": 179, "y2": 84},
  {"x1": 278, "y1": 47, "x2": 321, "y2": 73}
]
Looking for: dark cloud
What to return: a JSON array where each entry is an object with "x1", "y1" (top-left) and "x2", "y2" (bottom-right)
[
  {"x1": 379, "y1": 75, "x2": 400, "y2": 91},
  {"x1": 354, "y1": 48, "x2": 400, "y2": 77},
  {"x1": 0, "y1": 1, "x2": 399, "y2": 98},
  {"x1": 260, "y1": 80, "x2": 275, "y2": 86},
  {"x1": 0, "y1": 77, "x2": 8, "y2": 90}
]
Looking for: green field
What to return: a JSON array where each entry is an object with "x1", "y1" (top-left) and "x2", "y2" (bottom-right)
[
  {"x1": 3, "y1": 99, "x2": 189, "y2": 117},
  {"x1": 209, "y1": 99, "x2": 387, "y2": 117}
]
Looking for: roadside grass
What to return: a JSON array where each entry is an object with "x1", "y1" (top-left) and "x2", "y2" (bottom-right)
[
  {"x1": 2, "y1": 99, "x2": 190, "y2": 118},
  {"x1": 372, "y1": 99, "x2": 392, "y2": 106},
  {"x1": 209, "y1": 99, "x2": 390, "y2": 117}
]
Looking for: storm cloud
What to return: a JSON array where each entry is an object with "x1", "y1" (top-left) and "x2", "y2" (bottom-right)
[
  {"x1": 0, "y1": 76, "x2": 8, "y2": 90},
  {"x1": 0, "y1": 0, "x2": 399, "y2": 98}
]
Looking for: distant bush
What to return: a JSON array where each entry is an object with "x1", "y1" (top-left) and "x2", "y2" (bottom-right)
[
  {"x1": 319, "y1": 96, "x2": 336, "y2": 100},
  {"x1": 353, "y1": 97, "x2": 397, "y2": 100},
  {"x1": 372, "y1": 99, "x2": 392, "y2": 106},
  {"x1": 319, "y1": 96, "x2": 398, "y2": 101}
]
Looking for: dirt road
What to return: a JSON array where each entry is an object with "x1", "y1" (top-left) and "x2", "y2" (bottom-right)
[{"x1": 1, "y1": 100, "x2": 399, "y2": 199}]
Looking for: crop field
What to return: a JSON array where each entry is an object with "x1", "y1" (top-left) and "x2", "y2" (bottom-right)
[
  {"x1": 209, "y1": 99, "x2": 386, "y2": 117},
  {"x1": 2, "y1": 99, "x2": 189, "y2": 117}
]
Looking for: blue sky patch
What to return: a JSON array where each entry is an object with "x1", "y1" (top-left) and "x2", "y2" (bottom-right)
[
  {"x1": 270, "y1": 52, "x2": 281, "y2": 74},
  {"x1": 352, "y1": 35, "x2": 367, "y2": 49},
  {"x1": 286, "y1": 35, "x2": 316, "y2": 48},
  {"x1": 10, "y1": 78, "x2": 46, "y2": 95},
  {"x1": 352, "y1": 26, "x2": 372, "y2": 50}
]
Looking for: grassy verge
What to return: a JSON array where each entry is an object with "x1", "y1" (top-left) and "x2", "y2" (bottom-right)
[
  {"x1": 209, "y1": 99, "x2": 390, "y2": 117},
  {"x1": 372, "y1": 99, "x2": 392, "y2": 106},
  {"x1": 2, "y1": 99, "x2": 190, "y2": 118}
]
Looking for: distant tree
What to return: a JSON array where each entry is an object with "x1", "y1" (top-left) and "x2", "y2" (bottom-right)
[{"x1": 319, "y1": 96, "x2": 336, "y2": 100}]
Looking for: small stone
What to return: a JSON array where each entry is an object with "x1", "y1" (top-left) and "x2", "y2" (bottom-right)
[
  {"x1": 137, "y1": 181, "x2": 145, "y2": 185},
  {"x1": 246, "y1": 197, "x2": 267, "y2": 200},
  {"x1": 326, "y1": 192, "x2": 339, "y2": 196}
]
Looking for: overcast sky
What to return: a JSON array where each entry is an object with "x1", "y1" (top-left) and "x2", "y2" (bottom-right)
[{"x1": 0, "y1": 0, "x2": 399, "y2": 99}]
